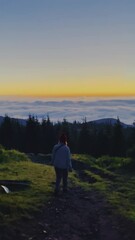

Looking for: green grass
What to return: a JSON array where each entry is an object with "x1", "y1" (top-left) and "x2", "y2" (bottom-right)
[
  {"x1": 0, "y1": 147, "x2": 55, "y2": 228},
  {"x1": 71, "y1": 154, "x2": 135, "y2": 221},
  {"x1": 0, "y1": 146, "x2": 30, "y2": 163}
]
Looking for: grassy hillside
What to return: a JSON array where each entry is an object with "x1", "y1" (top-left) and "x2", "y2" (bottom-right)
[
  {"x1": 71, "y1": 154, "x2": 135, "y2": 221},
  {"x1": 0, "y1": 146, "x2": 135, "y2": 236},
  {"x1": 0, "y1": 147, "x2": 55, "y2": 231}
]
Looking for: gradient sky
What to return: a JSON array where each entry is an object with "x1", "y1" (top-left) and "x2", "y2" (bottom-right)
[{"x1": 0, "y1": 0, "x2": 135, "y2": 97}]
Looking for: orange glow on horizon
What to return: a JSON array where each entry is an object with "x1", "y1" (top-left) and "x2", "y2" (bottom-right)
[
  {"x1": 0, "y1": 75, "x2": 135, "y2": 98},
  {"x1": 0, "y1": 92, "x2": 135, "y2": 99}
]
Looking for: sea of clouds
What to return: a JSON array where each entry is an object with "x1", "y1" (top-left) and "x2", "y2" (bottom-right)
[{"x1": 0, "y1": 97, "x2": 135, "y2": 125}]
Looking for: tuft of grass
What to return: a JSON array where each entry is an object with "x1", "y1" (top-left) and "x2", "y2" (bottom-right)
[
  {"x1": 72, "y1": 154, "x2": 96, "y2": 166},
  {"x1": 96, "y1": 155, "x2": 132, "y2": 170},
  {"x1": 0, "y1": 145, "x2": 29, "y2": 163}
]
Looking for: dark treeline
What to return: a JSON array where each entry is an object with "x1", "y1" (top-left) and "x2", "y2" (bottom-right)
[{"x1": 0, "y1": 115, "x2": 135, "y2": 158}]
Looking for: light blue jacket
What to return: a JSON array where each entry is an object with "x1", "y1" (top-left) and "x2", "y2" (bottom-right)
[{"x1": 52, "y1": 143, "x2": 72, "y2": 169}]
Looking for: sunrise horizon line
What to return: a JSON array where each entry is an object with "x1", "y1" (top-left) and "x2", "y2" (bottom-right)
[{"x1": 0, "y1": 93, "x2": 135, "y2": 99}]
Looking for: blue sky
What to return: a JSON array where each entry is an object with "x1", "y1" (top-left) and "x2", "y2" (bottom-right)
[{"x1": 0, "y1": 0, "x2": 135, "y2": 97}]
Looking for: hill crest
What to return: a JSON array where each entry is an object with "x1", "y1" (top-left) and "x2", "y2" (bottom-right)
[{"x1": 0, "y1": 116, "x2": 133, "y2": 128}]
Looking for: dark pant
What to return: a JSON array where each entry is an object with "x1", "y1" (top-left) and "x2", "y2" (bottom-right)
[{"x1": 55, "y1": 167, "x2": 68, "y2": 192}]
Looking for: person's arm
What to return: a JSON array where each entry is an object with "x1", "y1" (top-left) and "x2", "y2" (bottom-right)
[
  {"x1": 51, "y1": 146, "x2": 56, "y2": 165},
  {"x1": 67, "y1": 147, "x2": 72, "y2": 171}
]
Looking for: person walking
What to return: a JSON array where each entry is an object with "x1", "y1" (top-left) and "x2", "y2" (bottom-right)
[{"x1": 52, "y1": 133, "x2": 72, "y2": 195}]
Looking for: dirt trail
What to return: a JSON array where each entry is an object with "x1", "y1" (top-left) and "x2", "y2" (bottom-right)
[{"x1": 2, "y1": 185, "x2": 135, "y2": 240}]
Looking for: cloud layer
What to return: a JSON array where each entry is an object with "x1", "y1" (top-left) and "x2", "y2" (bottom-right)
[{"x1": 0, "y1": 97, "x2": 135, "y2": 124}]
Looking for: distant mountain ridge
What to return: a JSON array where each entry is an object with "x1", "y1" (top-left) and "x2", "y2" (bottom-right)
[
  {"x1": 89, "y1": 118, "x2": 133, "y2": 128},
  {"x1": 0, "y1": 116, "x2": 27, "y2": 126},
  {"x1": 0, "y1": 116, "x2": 133, "y2": 128}
]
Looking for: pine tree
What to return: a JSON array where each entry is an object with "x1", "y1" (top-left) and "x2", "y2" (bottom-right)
[
  {"x1": 112, "y1": 117, "x2": 125, "y2": 156},
  {"x1": 25, "y1": 115, "x2": 40, "y2": 153},
  {"x1": 78, "y1": 118, "x2": 90, "y2": 154}
]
